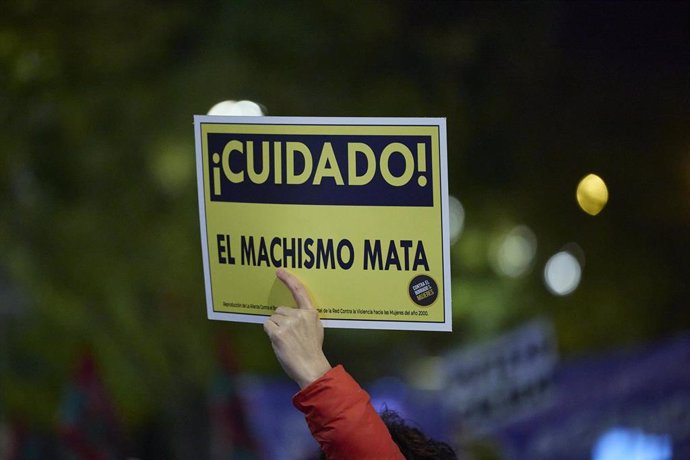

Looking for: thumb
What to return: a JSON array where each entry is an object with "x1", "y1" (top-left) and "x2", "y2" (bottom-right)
[{"x1": 276, "y1": 268, "x2": 313, "y2": 310}]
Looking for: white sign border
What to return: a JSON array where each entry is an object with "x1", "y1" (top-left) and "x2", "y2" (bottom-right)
[{"x1": 194, "y1": 115, "x2": 452, "y2": 332}]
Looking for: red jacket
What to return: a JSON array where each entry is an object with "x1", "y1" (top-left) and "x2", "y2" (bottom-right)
[{"x1": 293, "y1": 365, "x2": 404, "y2": 460}]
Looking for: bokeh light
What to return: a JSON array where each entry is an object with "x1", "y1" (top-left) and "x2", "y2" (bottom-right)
[
  {"x1": 592, "y1": 427, "x2": 672, "y2": 460},
  {"x1": 491, "y1": 225, "x2": 538, "y2": 278},
  {"x1": 576, "y1": 173, "x2": 609, "y2": 216},
  {"x1": 544, "y1": 250, "x2": 582, "y2": 296},
  {"x1": 448, "y1": 195, "x2": 465, "y2": 245},
  {"x1": 207, "y1": 100, "x2": 265, "y2": 116},
  {"x1": 149, "y1": 138, "x2": 194, "y2": 194}
]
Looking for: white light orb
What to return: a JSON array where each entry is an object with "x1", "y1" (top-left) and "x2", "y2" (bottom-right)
[
  {"x1": 544, "y1": 250, "x2": 582, "y2": 296},
  {"x1": 448, "y1": 195, "x2": 465, "y2": 244},
  {"x1": 493, "y1": 225, "x2": 537, "y2": 278},
  {"x1": 207, "y1": 100, "x2": 264, "y2": 116}
]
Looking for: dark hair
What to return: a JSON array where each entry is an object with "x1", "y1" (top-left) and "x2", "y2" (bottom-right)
[{"x1": 380, "y1": 409, "x2": 457, "y2": 460}]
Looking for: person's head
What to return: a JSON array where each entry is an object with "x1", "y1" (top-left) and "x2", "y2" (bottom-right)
[{"x1": 380, "y1": 409, "x2": 457, "y2": 460}]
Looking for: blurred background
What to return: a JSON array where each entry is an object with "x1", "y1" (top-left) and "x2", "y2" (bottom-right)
[{"x1": 1, "y1": 1, "x2": 689, "y2": 459}]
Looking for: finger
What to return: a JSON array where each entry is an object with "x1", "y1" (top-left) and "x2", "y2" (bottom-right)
[
  {"x1": 263, "y1": 318, "x2": 279, "y2": 336},
  {"x1": 274, "y1": 306, "x2": 294, "y2": 316},
  {"x1": 276, "y1": 268, "x2": 313, "y2": 310},
  {"x1": 270, "y1": 307, "x2": 292, "y2": 328}
]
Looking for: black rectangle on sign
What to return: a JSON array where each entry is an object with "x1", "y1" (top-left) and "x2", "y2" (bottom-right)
[{"x1": 206, "y1": 133, "x2": 433, "y2": 207}]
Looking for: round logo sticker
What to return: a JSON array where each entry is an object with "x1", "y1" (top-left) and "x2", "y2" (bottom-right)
[{"x1": 408, "y1": 275, "x2": 438, "y2": 307}]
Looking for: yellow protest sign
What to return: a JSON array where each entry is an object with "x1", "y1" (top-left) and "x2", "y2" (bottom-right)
[{"x1": 194, "y1": 116, "x2": 451, "y2": 331}]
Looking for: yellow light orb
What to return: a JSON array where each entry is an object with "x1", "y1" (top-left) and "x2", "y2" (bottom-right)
[{"x1": 576, "y1": 173, "x2": 609, "y2": 216}]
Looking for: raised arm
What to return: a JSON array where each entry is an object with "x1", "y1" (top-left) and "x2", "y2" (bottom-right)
[{"x1": 263, "y1": 269, "x2": 404, "y2": 459}]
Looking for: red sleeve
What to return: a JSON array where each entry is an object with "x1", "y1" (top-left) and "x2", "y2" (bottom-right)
[{"x1": 293, "y1": 365, "x2": 404, "y2": 460}]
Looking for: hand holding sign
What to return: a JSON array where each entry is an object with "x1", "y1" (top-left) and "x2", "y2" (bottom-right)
[{"x1": 264, "y1": 268, "x2": 332, "y2": 388}]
